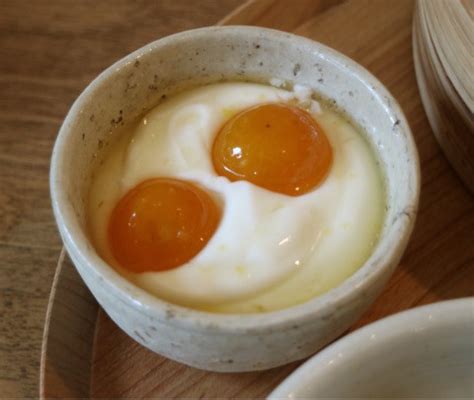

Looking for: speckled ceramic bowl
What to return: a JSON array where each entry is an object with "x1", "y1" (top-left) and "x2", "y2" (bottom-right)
[
  {"x1": 50, "y1": 26, "x2": 420, "y2": 372},
  {"x1": 269, "y1": 298, "x2": 474, "y2": 398}
]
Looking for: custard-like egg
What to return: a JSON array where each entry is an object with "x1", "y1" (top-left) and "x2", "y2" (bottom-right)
[{"x1": 88, "y1": 82, "x2": 385, "y2": 313}]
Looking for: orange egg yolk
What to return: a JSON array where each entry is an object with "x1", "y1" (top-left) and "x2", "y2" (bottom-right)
[
  {"x1": 212, "y1": 103, "x2": 333, "y2": 196},
  {"x1": 108, "y1": 178, "x2": 221, "y2": 273}
]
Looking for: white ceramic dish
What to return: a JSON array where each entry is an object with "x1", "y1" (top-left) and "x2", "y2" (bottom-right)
[
  {"x1": 50, "y1": 26, "x2": 420, "y2": 372},
  {"x1": 270, "y1": 297, "x2": 474, "y2": 399}
]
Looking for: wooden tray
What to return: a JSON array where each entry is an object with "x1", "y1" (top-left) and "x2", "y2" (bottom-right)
[{"x1": 40, "y1": 0, "x2": 474, "y2": 398}]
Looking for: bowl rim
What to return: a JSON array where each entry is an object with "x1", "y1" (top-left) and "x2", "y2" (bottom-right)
[
  {"x1": 268, "y1": 297, "x2": 474, "y2": 397},
  {"x1": 50, "y1": 25, "x2": 420, "y2": 332}
]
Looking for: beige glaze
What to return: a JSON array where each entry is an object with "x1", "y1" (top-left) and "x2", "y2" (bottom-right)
[
  {"x1": 270, "y1": 298, "x2": 474, "y2": 398},
  {"x1": 50, "y1": 26, "x2": 420, "y2": 371}
]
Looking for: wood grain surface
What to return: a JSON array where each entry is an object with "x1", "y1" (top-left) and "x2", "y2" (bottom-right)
[
  {"x1": 0, "y1": 1, "x2": 242, "y2": 397},
  {"x1": 40, "y1": 251, "x2": 97, "y2": 399},
  {"x1": 413, "y1": 0, "x2": 474, "y2": 193},
  {"x1": 39, "y1": 0, "x2": 474, "y2": 398}
]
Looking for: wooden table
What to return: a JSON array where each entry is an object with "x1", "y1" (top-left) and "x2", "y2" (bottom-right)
[{"x1": 0, "y1": 1, "x2": 241, "y2": 397}]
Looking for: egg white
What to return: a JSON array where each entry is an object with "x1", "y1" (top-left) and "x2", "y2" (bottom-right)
[{"x1": 88, "y1": 82, "x2": 385, "y2": 313}]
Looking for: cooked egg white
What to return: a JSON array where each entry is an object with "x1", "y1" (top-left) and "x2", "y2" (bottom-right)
[{"x1": 88, "y1": 82, "x2": 385, "y2": 313}]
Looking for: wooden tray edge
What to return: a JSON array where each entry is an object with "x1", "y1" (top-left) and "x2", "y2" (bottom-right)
[
  {"x1": 39, "y1": 249, "x2": 65, "y2": 399},
  {"x1": 40, "y1": 249, "x2": 98, "y2": 399}
]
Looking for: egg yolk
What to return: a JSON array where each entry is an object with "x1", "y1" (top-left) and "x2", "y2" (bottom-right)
[
  {"x1": 212, "y1": 103, "x2": 333, "y2": 196},
  {"x1": 108, "y1": 178, "x2": 221, "y2": 273}
]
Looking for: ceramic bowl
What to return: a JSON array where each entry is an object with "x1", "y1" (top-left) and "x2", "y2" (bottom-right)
[
  {"x1": 50, "y1": 26, "x2": 420, "y2": 372},
  {"x1": 270, "y1": 298, "x2": 474, "y2": 398}
]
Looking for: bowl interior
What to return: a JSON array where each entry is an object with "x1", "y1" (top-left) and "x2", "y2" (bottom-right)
[
  {"x1": 269, "y1": 298, "x2": 474, "y2": 398},
  {"x1": 51, "y1": 26, "x2": 419, "y2": 322}
]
